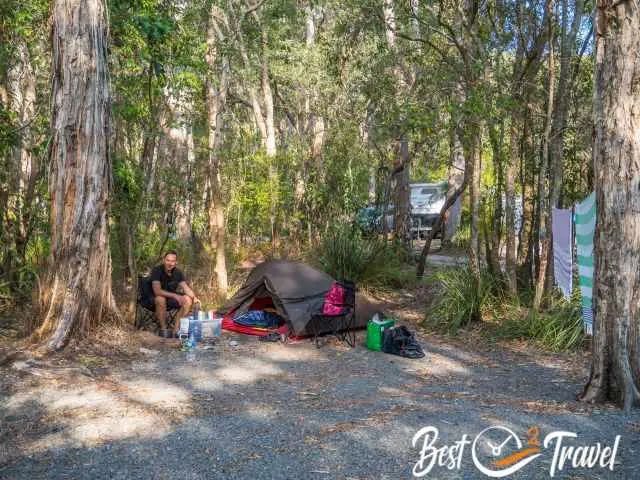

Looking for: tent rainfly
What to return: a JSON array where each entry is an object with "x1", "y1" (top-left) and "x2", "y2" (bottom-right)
[{"x1": 220, "y1": 260, "x2": 353, "y2": 337}]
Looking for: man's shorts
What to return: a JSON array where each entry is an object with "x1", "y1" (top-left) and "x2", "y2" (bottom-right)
[{"x1": 152, "y1": 296, "x2": 181, "y2": 310}]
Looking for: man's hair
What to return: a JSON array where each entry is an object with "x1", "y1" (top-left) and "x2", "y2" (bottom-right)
[{"x1": 164, "y1": 250, "x2": 178, "y2": 258}]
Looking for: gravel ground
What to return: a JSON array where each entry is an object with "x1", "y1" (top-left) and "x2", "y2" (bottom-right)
[{"x1": 1, "y1": 329, "x2": 639, "y2": 480}]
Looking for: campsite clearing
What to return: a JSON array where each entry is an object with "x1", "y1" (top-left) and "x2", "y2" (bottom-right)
[{"x1": 1, "y1": 295, "x2": 639, "y2": 479}]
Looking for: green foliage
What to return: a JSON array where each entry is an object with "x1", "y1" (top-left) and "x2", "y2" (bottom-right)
[
  {"x1": 498, "y1": 295, "x2": 585, "y2": 351},
  {"x1": 113, "y1": 157, "x2": 142, "y2": 202},
  {"x1": 424, "y1": 264, "x2": 585, "y2": 351},
  {"x1": 316, "y1": 221, "x2": 403, "y2": 288},
  {"x1": 0, "y1": 0, "x2": 598, "y2": 339},
  {"x1": 424, "y1": 266, "x2": 496, "y2": 333},
  {"x1": 0, "y1": 104, "x2": 19, "y2": 164},
  {"x1": 451, "y1": 223, "x2": 471, "y2": 249},
  {"x1": 0, "y1": 263, "x2": 39, "y2": 310}
]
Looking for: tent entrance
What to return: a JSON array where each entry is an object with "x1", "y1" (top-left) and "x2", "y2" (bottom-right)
[
  {"x1": 220, "y1": 260, "x2": 359, "y2": 339},
  {"x1": 223, "y1": 293, "x2": 289, "y2": 337}
]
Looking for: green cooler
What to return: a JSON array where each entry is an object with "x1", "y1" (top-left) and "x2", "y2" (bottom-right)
[{"x1": 367, "y1": 316, "x2": 395, "y2": 351}]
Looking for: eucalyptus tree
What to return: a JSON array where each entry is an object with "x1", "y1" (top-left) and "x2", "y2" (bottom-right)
[
  {"x1": 36, "y1": 0, "x2": 116, "y2": 350},
  {"x1": 579, "y1": 0, "x2": 640, "y2": 411}
]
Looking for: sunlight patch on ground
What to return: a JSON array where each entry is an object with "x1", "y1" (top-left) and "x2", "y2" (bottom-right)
[
  {"x1": 242, "y1": 404, "x2": 280, "y2": 420},
  {"x1": 259, "y1": 345, "x2": 326, "y2": 362},
  {"x1": 215, "y1": 358, "x2": 283, "y2": 384},
  {"x1": 421, "y1": 354, "x2": 471, "y2": 376},
  {"x1": 71, "y1": 412, "x2": 167, "y2": 444},
  {"x1": 190, "y1": 375, "x2": 224, "y2": 391},
  {"x1": 5, "y1": 375, "x2": 191, "y2": 458},
  {"x1": 121, "y1": 378, "x2": 191, "y2": 405},
  {"x1": 46, "y1": 387, "x2": 116, "y2": 410},
  {"x1": 424, "y1": 343, "x2": 489, "y2": 365}
]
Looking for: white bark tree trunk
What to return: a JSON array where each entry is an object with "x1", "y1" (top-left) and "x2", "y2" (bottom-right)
[
  {"x1": 382, "y1": 0, "x2": 411, "y2": 247},
  {"x1": 206, "y1": 8, "x2": 229, "y2": 296},
  {"x1": 262, "y1": 30, "x2": 276, "y2": 158}
]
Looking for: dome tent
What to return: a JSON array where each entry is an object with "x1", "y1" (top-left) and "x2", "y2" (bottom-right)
[{"x1": 220, "y1": 260, "x2": 355, "y2": 338}]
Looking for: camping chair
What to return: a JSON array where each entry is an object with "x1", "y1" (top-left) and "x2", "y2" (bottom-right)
[
  {"x1": 309, "y1": 280, "x2": 357, "y2": 348},
  {"x1": 134, "y1": 276, "x2": 180, "y2": 333}
]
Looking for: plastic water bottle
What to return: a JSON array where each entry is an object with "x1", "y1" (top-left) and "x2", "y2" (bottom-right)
[
  {"x1": 186, "y1": 347, "x2": 196, "y2": 362},
  {"x1": 189, "y1": 302, "x2": 200, "y2": 344},
  {"x1": 182, "y1": 303, "x2": 197, "y2": 361}
]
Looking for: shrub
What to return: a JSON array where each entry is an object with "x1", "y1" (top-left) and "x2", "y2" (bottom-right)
[
  {"x1": 424, "y1": 266, "x2": 496, "y2": 333},
  {"x1": 451, "y1": 224, "x2": 470, "y2": 249},
  {"x1": 316, "y1": 222, "x2": 402, "y2": 288},
  {"x1": 498, "y1": 293, "x2": 584, "y2": 351}
]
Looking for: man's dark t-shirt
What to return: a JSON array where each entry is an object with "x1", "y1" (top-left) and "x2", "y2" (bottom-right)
[{"x1": 150, "y1": 265, "x2": 185, "y2": 294}]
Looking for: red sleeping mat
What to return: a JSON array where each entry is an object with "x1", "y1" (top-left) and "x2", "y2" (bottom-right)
[{"x1": 222, "y1": 314, "x2": 289, "y2": 337}]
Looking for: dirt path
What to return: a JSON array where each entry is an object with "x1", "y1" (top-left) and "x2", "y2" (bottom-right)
[{"x1": 1, "y1": 316, "x2": 639, "y2": 480}]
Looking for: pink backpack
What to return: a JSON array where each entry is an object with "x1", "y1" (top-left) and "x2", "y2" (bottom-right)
[{"x1": 322, "y1": 282, "x2": 347, "y2": 316}]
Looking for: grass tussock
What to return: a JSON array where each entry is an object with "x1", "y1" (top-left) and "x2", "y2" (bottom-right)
[
  {"x1": 423, "y1": 264, "x2": 585, "y2": 351},
  {"x1": 423, "y1": 266, "x2": 497, "y2": 333},
  {"x1": 497, "y1": 292, "x2": 584, "y2": 351},
  {"x1": 316, "y1": 222, "x2": 409, "y2": 290}
]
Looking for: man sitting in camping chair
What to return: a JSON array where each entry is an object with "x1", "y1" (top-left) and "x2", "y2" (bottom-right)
[{"x1": 151, "y1": 250, "x2": 199, "y2": 338}]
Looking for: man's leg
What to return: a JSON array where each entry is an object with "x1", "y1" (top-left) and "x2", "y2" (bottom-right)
[
  {"x1": 155, "y1": 296, "x2": 167, "y2": 331},
  {"x1": 173, "y1": 296, "x2": 193, "y2": 334}
]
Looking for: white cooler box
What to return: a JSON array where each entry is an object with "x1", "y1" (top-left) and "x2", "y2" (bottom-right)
[{"x1": 178, "y1": 311, "x2": 223, "y2": 340}]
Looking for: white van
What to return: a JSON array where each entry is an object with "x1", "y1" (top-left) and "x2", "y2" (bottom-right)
[{"x1": 410, "y1": 182, "x2": 447, "y2": 238}]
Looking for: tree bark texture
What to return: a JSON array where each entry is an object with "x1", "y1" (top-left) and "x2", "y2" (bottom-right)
[
  {"x1": 534, "y1": 25, "x2": 556, "y2": 310},
  {"x1": 206, "y1": 8, "x2": 229, "y2": 296},
  {"x1": 506, "y1": 0, "x2": 553, "y2": 293},
  {"x1": 36, "y1": 0, "x2": 115, "y2": 350},
  {"x1": 579, "y1": 0, "x2": 640, "y2": 411},
  {"x1": 488, "y1": 120, "x2": 505, "y2": 276},
  {"x1": 468, "y1": 123, "x2": 482, "y2": 286},
  {"x1": 383, "y1": 0, "x2": 411, "y2": 249},
  {"x1": 545, "y1": 0, "x2": 585, "y2": 291}
]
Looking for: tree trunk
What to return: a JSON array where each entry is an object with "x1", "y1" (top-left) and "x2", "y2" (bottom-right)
[
  {"x1": 505, "y1": 0, "x2": 553, "y2": 294},
  {"x1": 505, "y1": 117, "x2": 519, "y2": 293},
  {"x1": 366, "y1": 105, "x2": 377, "y2": 205},
  {"x1": 546, "y1": 0, "x2": 585, "y2": 291},
  {"x1": 381, "y1": 165, "x2": 393, "y2": 239},
  {"x1": 394, "y1": 140, "x2": 411, "y2": 247},
  {"x1": 233, "y1": 9, "x2": 268, "y2": 150},
  {"x1": 468, "y1": 124, "x2": 482, "y2": 288},
  {"x1": 262, "y1": 29, "x2": 277, "y2": 158},
  {"x1": 579, "y1": 0, "x2": 640, "y2": 411},
  {"x1": 534, "y1": 25, "x2": 556, "y2": 310},
  {"x1": 416, "y1": 124, "x2": 467, "y2": 276},
  {"x1": 518, "y1": 99, "x2": 536, "y2": 288},
  {"x1": 382, "y1": 0, "x2": 411, "y2": 249},
  {"x1": 417, "y1": 118, "x2": 467, "y2": 276},
  {"x1": 14, "y1": 42, "x2": 38, "y2": 266},
  {"x1": 368, "y1": 166, "x2": 377, "y2": 206},
  {"x1": 4, "y1": 40, "x2": 38, "y2": 277},
  {"x1": 311, "y1": 114, "x2": 325, "y2": 177},
  {"x1": 488, "y1": 120, "x2": 504, "y2": 276},
  {"x1": 36, "y1": 0, "x2": 116, "y2": 350},
  {"x1": 206, "y1": 8, "x2": 229, "y2": 297}
]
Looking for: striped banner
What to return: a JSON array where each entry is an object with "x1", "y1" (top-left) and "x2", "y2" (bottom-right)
[
  {"x1": 575, "y1": 192, "x2": 596, "y2": 335},
  {"x1": 552, "y1": 208, "x2": 573, "y2": 299}
]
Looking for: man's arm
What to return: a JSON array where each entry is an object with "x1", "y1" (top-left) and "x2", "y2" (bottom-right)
[
  {"x1": 152, "y1": 281, "x2": 179, "y2": 301},
  {"x1": 179, "y1": 281, "x2": 199, "y2": 304}
]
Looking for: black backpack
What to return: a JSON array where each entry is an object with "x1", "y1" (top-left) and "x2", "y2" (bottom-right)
[{"x1": 382, "y1": 326, "x2": 425, "y2": 359}]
